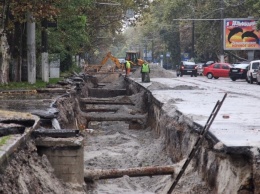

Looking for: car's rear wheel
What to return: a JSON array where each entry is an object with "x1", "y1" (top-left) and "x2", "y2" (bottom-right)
[
  {"x1": 231, "y1": 77, "x2": 236, "y2": 81},
  {"x1": 207, "y1": 73, "x2": 213, "y2": 79}
]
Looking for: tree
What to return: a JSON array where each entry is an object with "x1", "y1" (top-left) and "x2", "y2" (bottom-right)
[
  {"x1": 81, "y1": 0, "x2": 151, "y2": 63},
  {"x1": 0, "y1": 0, "x2": 60, "y2": 84},
  {"x1": 131, "y1": 0, "x2": 259, "y2": 64},
  {"x1": 0, "y1": 0, "x2": 153, "y2": 84}
]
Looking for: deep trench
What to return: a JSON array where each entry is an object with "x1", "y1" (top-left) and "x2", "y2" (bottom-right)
[
  {"x1": 53, "y1": 75, "x2": 214, "y2": 193},
  {"x1": 0, "y1": 73, "x2": 256, "y2": 194},
  {"x1": 74, "y1": 75, "x2": 254, "y2": 194}
]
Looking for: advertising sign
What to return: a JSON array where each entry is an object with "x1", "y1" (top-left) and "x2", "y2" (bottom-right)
[{"x1": 224, "y1": 18, "x2": 260, "y2": 50}]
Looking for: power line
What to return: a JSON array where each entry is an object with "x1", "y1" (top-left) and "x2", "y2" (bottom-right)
[{"x1": 172, "y1": 19, "x2": 222, "y2": 21}]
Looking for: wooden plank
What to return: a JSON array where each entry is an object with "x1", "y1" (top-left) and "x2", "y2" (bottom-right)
[
  {"x1": 32, "y1": 129, "x2": 78, "y2": 138},
  {"x1": 80, "y1": 97, "x2": 133, "y2": 105},
  {"x1": 85, "y1": 112, "x2": 146, "y2": 121}
]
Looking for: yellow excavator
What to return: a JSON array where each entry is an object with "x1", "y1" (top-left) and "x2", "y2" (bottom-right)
[
  {"x1": 84, "y1": 51, "x2": 145, "y2": 74},
  {"x1": 125, "y1": 51, "x2": 145, "y2": 66},
  {"x1": 84, "y1": 52, "x2": 124, "y2": 73},
  {"x1": 100, "y1": 52, "x2": 124, "y2": 70}
]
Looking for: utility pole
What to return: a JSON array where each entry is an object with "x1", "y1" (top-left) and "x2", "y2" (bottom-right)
[
  {"x1": 192, "y1": 20, "x2": 195, "y2": 59},
  {"x1": 27, "y1": 12, "x2": 36, "y2": 84},
  {"x1": 41, "y1": 18, "x2": 49, "y2": 82},
  {"x1": 152, "y1": 38, "x2": 154, "y2": 62},
  {"x1": 145, "y1": 39, "x2": 148, "y2": 61},
  {"x1": 220, "y1": 0, "x2": 224, "y2": 63}
]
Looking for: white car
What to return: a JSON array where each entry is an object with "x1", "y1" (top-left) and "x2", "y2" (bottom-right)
[
  {"x1": 247, "y1": 60, "x2": 260, "y2": 84},
  {"x1": 118, "y1": 58, "x2": 126, "y2": 64}
]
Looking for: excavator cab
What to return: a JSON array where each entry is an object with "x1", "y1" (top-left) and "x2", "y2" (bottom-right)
[{"x1": 125, "y1": 51, "x2": 140, "y2": 66}]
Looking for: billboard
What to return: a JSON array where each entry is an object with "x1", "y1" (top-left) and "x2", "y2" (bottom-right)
[{"x1": 224, "y1": 18, "x2": 260, "y2": 50}]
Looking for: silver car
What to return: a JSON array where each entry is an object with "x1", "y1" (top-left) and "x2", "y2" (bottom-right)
[{"x1": 247, "y1": 60, "x2": 260, "y2": 84}]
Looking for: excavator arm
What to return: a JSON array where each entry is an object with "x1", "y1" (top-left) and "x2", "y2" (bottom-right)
[
  {"x1": 106, "y1": 52, "x2": 124, "y2": 69},
  {"x1": 97, "y1": 52, "x2": 124, "y2": 72}
]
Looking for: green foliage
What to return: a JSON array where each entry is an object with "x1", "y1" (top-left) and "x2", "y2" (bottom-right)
[
  {"x1": 61, "y1": 63, "x2": 82, "y2": 78},
  {"x1": 0, "y1": 78, "x2": 62, "y2": 90},
  {"x1": 0, "y1": 136, "x2": 10, "y2": 146},
  {"x1": 134, "y1": 0, "x2": 257, "y2": 63}
]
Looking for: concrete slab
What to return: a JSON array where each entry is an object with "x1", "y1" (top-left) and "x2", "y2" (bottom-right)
[{"x1": 132, "y1": 77, "x2": 260, "y2": 148}]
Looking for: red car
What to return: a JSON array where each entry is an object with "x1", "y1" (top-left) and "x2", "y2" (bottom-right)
[{"x1": 203, "y1": 63, "x2": 232, "y2": 79}]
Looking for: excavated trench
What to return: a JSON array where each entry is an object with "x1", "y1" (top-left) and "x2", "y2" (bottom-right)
[
  {"x1": 0, "y1": 67, "x2": 256, "y2": 194},
  {"x1": 51, "y1": 72, "x2": 253, "y2": 193}
]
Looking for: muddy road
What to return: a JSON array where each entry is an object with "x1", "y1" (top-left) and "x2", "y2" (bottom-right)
[{"x1": 172, "y1": 76, "x2": 258, "y2": 98}]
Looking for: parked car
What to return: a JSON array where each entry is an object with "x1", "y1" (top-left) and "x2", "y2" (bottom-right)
[
  {"x1": 196, "y1": 63, "x2": 204, "y2": 76},
  {"x1": 256, "y1": 67, "x2": 260, "y2": 85},
  {"x1": 203, "y1": 63, "x2": 232, "y2": 79},
  {"x1": 229, "y1": 63, "x2": 249, "y2": 81},
  {"x1": 176, "y1": 61, "x2": 197, "y2": 77},
  {"x1": 247, "y1": 60, "x2": 260, "y2": 84}
]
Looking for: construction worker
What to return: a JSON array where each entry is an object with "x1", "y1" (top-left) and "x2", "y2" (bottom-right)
[
  {"x1": 141, "y1": 62, "x2": 150, "y2": 82},
  {"x1": 125, "y1": 60, "x2": 131, "y2": 77}
]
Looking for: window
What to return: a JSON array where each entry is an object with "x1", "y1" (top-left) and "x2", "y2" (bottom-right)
[
  {"x1": 213, "y1": 64, "x2": 220, "y2": 69},
  {"x1": 252, "y1": 62, "x2": 260, "y2": 69},
  {"x1": 222, "y1": 65, "x2": 229, "y2": 69}
]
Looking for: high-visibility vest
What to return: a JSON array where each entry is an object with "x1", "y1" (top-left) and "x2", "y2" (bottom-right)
[
  {"x1": 141, "y1": 63, "x2": 149, "y2": 72},
  {"x1": 126, "y1": 61, "x2": 131, "y2": 69}
]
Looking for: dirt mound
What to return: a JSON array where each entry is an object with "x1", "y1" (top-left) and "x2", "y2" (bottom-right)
[
  {"x1": 131, "y1": 63, "x2": 176, "y2": 78},
  {"x1": 147, "y1": 82, "x2": 172, "y2": 90},
  {"x1": 172, "y1": 85, "x2": 203, "y2": 90}
]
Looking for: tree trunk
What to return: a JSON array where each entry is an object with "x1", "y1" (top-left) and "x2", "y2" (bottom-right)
[
  {"x1": 27, "y1": 12, "x2": 36, "y2": 84},
  {"x1": 84, "y1": 165, "x2": 175, "y2": 182},
  {"x1": 0, "y1": 31, "x2": 10, "y2": 84},
  {"x1": 12, "y1": 22, "x2": 23, "y2": 82}
]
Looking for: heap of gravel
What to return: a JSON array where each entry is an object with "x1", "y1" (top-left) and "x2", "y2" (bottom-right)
[{"x1": 131, "y1": 63, "x2": 177, "y2": 79}]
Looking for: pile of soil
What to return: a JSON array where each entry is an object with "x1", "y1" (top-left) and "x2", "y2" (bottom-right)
[{"x1": 131, "y1": 63, "x2": 176, "y2": 79}]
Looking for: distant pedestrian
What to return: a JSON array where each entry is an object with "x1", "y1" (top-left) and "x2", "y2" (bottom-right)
[
  {"x1": 125, "y1": 60, "x2": 131, "y2": 77},
  {"x1": 141, "y1": 62, "x2": 150, "y2": 82}
]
